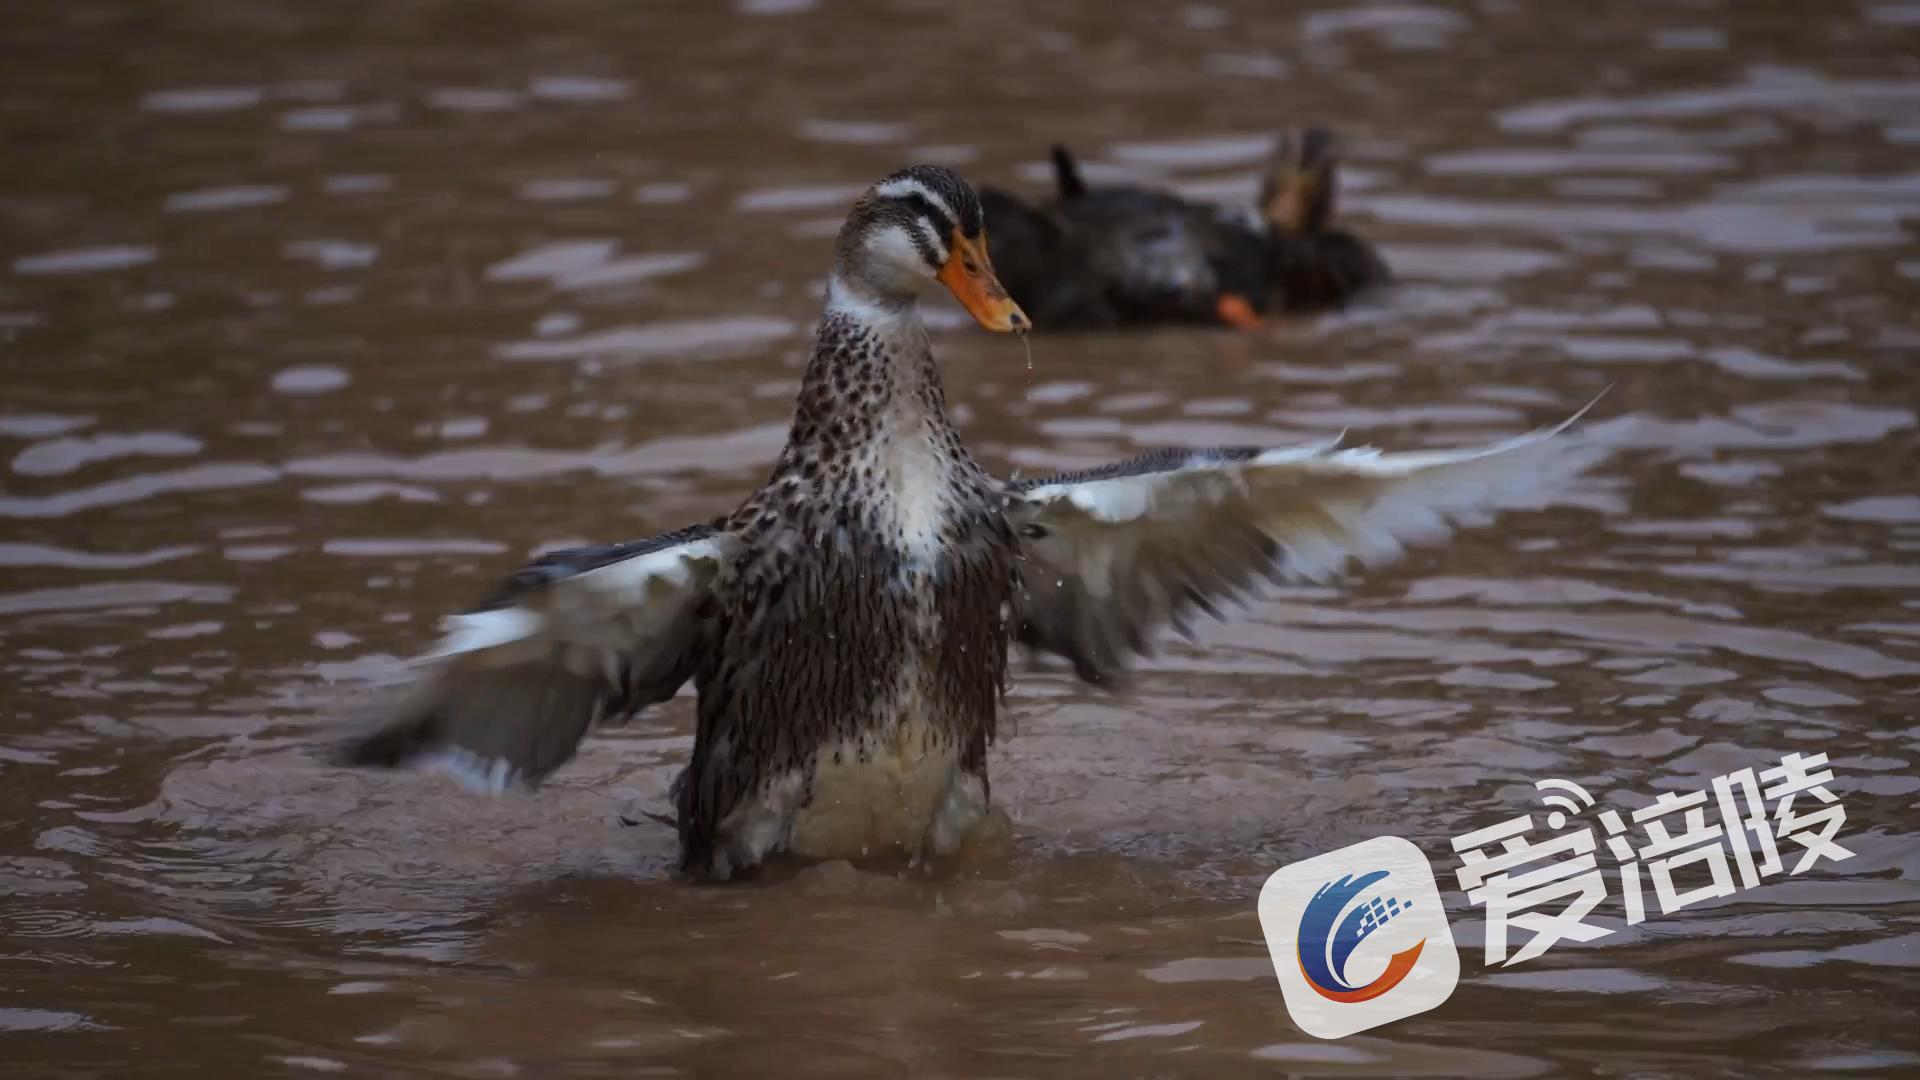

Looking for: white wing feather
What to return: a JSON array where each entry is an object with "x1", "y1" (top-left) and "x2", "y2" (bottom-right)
[
  {"x1": 1010, "y1": 401, "x2": 1611, "y2": 680},
  {"x1": 337, "y1": 527, "x2": 732, "y2": 787}
]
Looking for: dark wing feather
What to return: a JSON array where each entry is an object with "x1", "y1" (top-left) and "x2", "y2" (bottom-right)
[{"x1": 1271, "y1": 229, "x2": 1392, "y2": 311}]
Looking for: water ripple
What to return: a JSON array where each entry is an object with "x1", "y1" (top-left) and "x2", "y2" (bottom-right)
[
  {"x1": 12, "y1": 247, "x2": 157, "y2": 275},
  {"x1": 0, "y1": 464, "x2": 280, "y2": 518},
  {"x1": 0, "y1": 544, "x2": 201, "y2": 570},
  {"x1": 1502, "y1": 69, "x2": 1920, "y2": 133},
  {"x1": 493, "y1": 318, "x2": 798, "y2": 362},
  {"x1": 13, "y1": 433, "x2": 203, "y2": 476},
  {"x1": 0, "y1": 582, "x2": 234, "y2": 617}
]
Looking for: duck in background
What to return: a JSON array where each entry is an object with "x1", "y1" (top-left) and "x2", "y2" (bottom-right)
[
  {"x1": 982, "y1": 149, "x2": 1248, "y2": 330},
  {"x1": 1255, "y1": 127, "x2": 1392, "y2": 312},
  {"x1": 981, "y1": 127, "x2": 1390, "y2": 331},
  {"x1": 976, "y1": 185, "x2": 1127, "y2": 329}
]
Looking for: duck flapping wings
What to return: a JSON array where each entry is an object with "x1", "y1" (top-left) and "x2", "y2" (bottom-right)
[{"x1": 336, "y1": 403, "x2": 1610, "y2": 786}]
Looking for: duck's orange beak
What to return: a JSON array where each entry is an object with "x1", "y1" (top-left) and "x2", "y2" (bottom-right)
[
  {"x1": 937, "y1": 229, "x2": 1028, "y2": 333},
  {"x1": 1215, "y1": 293, "x2": 1264, "y2": 330}
]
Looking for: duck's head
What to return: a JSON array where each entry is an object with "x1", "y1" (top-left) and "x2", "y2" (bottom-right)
[
  {"x1": 832, "y1": 165, "x2": 1028, "y2": 333},
  {"x1": 1258, "y1": 127, "x2": 1338, "y2": 235}
]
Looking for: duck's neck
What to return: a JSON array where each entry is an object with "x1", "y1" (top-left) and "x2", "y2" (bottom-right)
[{"x1": 786, "y1": 274, "x2": 953, "y2": 455}]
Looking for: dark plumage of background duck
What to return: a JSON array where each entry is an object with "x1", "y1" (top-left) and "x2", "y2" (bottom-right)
[
  {"x1": 975, "y1": 186, "x2": 1126, "y2": 329},
  {"x1": 981, "y1": 127, "x2": 1390, "y2": 331},
  {"x1": 981, "y1": 150, "x2": 1239, "y2": 330}
]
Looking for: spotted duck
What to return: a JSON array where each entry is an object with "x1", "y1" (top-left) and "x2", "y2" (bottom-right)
[{"x1": 337, "y1": 165, "x2": 1599, "y2": 880}]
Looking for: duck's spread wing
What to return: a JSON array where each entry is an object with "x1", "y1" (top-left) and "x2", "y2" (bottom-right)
[
  {"x1": 334, "y1": 524, "x2": 733, "y2": 788},
  {"x1": 1006, "y1": 407, "x2": 1608, "y2": 683}
]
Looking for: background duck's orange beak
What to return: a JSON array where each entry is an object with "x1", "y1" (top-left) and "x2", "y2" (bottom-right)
[
  {"x1": 937, "y1": 230, "x2": 1028, "y2": 333},
  {"x1": 1215, "y1": 293, "x2": 1264, "y2": 329}
]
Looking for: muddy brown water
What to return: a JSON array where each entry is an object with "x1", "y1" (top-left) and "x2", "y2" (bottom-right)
[{"x1": 4, "y1": 0, "x2": 1919, "y2": 1075}]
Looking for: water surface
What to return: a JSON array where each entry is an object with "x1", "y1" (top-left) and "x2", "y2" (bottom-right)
[{"x1": 4, "y1": 0, "x2": 1919, "y2": 1075}]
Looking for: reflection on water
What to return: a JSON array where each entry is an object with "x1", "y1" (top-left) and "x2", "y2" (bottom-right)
[{"x1": 4, "y1": 0, "x2": 1919, "y2": 1075}]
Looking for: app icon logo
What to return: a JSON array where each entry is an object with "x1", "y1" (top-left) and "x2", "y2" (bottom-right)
[
  {"x1": 1259, "y1": 836, "x2": 1459, "y2": 1039},
  {"x1": 1295, "y1": 870, "x2": 1425, "y2": 1002}
]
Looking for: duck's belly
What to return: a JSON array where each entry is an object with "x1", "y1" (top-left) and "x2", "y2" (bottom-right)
[
  {"x1": 788, "y1": 711, "x2": 982, "y2": 860},
  {"x1": 717, "y1": 708, "x2": 989, "y2": 870},
  {"x1": 699, "y1": 501, "x2": 1015, "y2": 875}
]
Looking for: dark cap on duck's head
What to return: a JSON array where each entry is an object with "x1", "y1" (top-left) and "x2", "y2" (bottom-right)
[
  {"x1": 1259, "y1": 127, "x2": 1339, "y2": 234},
  {"x1": 834, "y1": 165, "x2": 1027, "y2": 333}
]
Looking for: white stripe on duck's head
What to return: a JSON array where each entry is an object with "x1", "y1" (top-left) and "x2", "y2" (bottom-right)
[{"x1": 832, "y1": 165, "x2": 1029, "y2": 333}]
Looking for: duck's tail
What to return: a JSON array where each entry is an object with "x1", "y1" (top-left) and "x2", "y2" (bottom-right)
[{"x1": 1050, "y1": 144, "x2": 1088, "y2": 200}]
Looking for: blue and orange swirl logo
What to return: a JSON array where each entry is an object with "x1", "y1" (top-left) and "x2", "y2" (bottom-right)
[{"x1": 1296, "y1": 870, "x2": 1426, "y2": 1003}]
